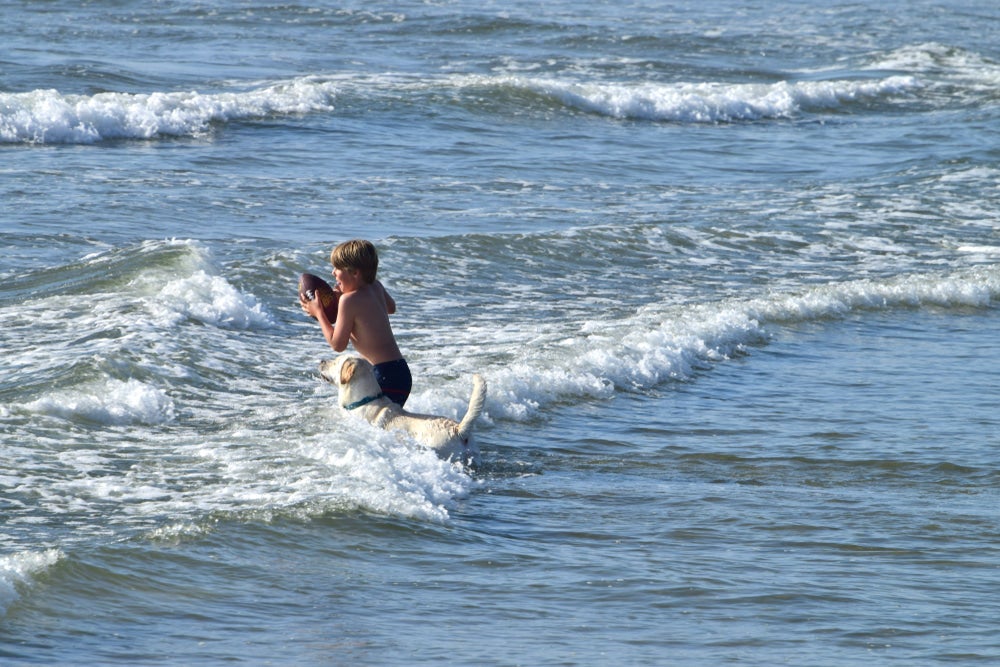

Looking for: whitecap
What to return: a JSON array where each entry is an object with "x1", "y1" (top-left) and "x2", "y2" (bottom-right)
[
  {"x1": 473, "y1": 266, "x2": 1000, "y2": 421},
  {"x1": 0, "y1": 549, "x2": 63, "y2": 613},
  {"x1": 0, "y1": 77, "x2": 340, "y2": 144},
  {"x1": 148, "y1": 270, "x2": 274, "y2": 329},
  {"x1": 481, "y1": 74, "x2": 920, "y2": 122},
  {"x1": 958, "y1": 245, "x2": 1000, "y2": 256},
  {"x1": 23, "y1": 378, "x2": 175, "y2": 426}
]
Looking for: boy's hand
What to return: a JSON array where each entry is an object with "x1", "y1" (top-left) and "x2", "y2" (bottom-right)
[{"x1": 300, "y1": 292, "x2": 323, "y2": 319}]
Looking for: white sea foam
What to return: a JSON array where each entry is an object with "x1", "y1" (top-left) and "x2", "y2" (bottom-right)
[
  {"x1": 958, "y1": 245, "x2": 1000, "y2": 256},
  {"x1": 130, "y1": 414, "x2": 476, "y2": 528},
  {"x1": 476, "y1": 267, "x2": 1000, "y2": 421},
  {"x1": 23, "y1": 378, "x2": 175, "y2": 425},
  {"x1": 112, "y1": 239, "x2": 274, "y2": 330},
  {"x1": 147, "y1": 269, "x2": 274, "y2": 329},
  {"x1": 1, "y1": 70, "x2": 927, "y2": 145},
  {"x1": 0, "y1": 77, "x2": 339, "y2": 144},
  {"x1": 290, "y1": 423, "x2": 476, "y2": 522},
  {"x1": 5, "y1": 396, "x2": 473, "y2": 549},
  {"x1": 747, "y1": 270, "x2": 999, "y2": 322},
  {"x1": 868, "y1": 43, "x2": 1000, "y2": 83},
  {"x1": 0, "y1": 549, "x2": 62, "y2": 613},
  {"x1": 487, "y1": 74, "x2": 921, "y2": 122}
]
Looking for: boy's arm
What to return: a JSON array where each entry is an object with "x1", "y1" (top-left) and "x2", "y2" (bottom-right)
[
  {"x1": 379, "y1": 281, "x2": 397, "y2": 314},
  {"x1": 326, "y1": 293, "x2": 354, "y2": 352},
  {"x1": 301, "y1": 293, "x2": 350, "y2": 352}
]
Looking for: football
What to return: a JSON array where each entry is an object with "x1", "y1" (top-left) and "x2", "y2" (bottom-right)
[{"x1": 298, "y1": 272, "x2": 340, "y2": 322}]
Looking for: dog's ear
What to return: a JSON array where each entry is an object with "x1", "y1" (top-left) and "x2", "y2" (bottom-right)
[{"x1": 340, "y1": 358, "x2": 356, "y2": 385}]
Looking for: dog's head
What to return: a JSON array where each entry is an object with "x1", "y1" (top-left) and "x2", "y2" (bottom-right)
[
  {"x1": 319, "y1": 355, "x2": 381, "y2": 407},
  {"x1": 319, "y1": 355, "x2": 354, "y2": 387}
]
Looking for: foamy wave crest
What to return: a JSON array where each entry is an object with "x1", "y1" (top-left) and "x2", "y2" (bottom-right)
[
  {"x1": 0, "y1": 549, "x2": 63, "y2": 613},
  {"x1": 24, "y1": 378, "x2": 175, "y2": 425},
  {"x1": 486, "y1": 267, "x2": 1000, "y2": 419},
  {"x1": 501, "y1": 75, "x2": 919, "y2": 122},
  {"x1": 749, "y1": 268, "x2": 1000, "y2": 323},
  {"x1": 178, "y1": 420, "x2": 476, "y2": 524},
  {"x1": 148, "y1": 270, "x2": 274, "y2": 329},
  {"x1": 296, "y1": 426, "x2": 476, "y2": 522},
  {"x1": 0, "y1": 77, "x2": 339, "y2": 144},
  {"x1": 868, "y1": 43, "x2": 1000, "y2": 87},
  {"x1": 637, "y1": 267, "x2": 999, "y2": 380}
]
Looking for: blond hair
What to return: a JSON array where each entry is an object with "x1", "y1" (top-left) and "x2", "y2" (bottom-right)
[{"x1": 331, "y1": 239, "x2": 379, "y2": 284}]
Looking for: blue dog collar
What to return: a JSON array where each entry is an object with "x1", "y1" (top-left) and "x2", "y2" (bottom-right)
[{"x1": 344, "y1": 393, "x2": 384, "y2": 411}]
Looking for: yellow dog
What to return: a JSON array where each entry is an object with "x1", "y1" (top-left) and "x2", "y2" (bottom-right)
[{"x1": 320, "y1": 355, "x2": 487, "y2": 465}]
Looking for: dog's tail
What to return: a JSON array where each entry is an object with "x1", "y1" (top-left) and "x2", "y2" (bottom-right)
[{"x1": 456, "y1": 374, "x2": 487, "y2": 440}]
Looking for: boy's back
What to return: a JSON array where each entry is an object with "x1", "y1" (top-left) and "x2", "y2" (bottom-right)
[{"x1": 335, "y1": 280, "x2": 402, "y2": 365}]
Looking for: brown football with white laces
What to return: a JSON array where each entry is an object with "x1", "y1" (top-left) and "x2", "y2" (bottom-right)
[{"x1": 298, "y1": 272, "x2": 340, "y2": 322}]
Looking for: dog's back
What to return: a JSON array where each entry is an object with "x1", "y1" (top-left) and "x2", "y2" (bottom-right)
[
  {"x1": 383, "y1": 373, "x2": 487, "y2": 463},
  {"x1": 324, "y1": 355, "x2": 487, "y2": 463},
  {"x1": 385, "y1": 373, "x2": 486, "y2": 447}
]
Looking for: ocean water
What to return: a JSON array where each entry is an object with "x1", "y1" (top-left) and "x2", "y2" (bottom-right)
[{"x1": 2, "y1": 0, "x2": 999, "y2": 664}]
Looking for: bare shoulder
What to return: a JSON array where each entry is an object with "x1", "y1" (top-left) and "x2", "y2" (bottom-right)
[
  {"x1": 341, "y1": 283, "x2": 384, "y2": 312},
  {"x1": 375, "y1": 280, "x2": 396, "y2": 314},
  {"x1": 335, "y1": 288, "x2": 364, "y2": 316}
]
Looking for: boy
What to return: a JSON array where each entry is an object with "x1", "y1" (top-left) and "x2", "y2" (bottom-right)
[{"x1": 301, "y1": 239, "x2": 412, "y2": 407}]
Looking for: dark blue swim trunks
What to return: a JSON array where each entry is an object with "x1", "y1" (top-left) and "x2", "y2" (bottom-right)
[{"x1": 373, "y1": 358, "x2": 412, "y2": 407}]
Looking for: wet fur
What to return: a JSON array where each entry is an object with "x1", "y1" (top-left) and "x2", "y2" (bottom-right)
[{"x1": 320, "y1": 355, "x2": 486, "y2": 465}]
